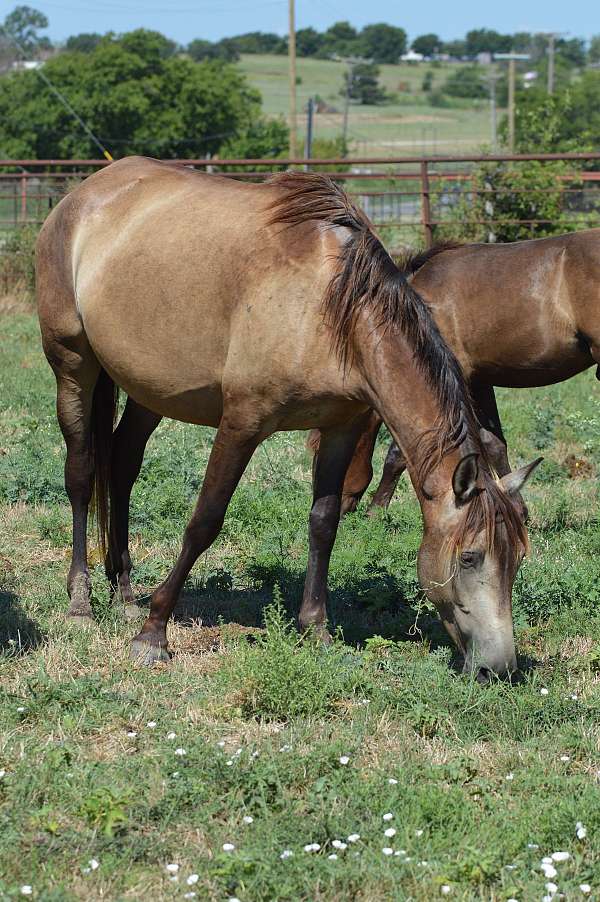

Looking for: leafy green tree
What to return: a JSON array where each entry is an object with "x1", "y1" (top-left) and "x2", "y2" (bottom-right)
[
  {"x1": 509, "y1": 72, "x2": 600, "y2": 153},
  {"x1": 342, "y1": 62, "x2": 389, "y2": 105},
  {"x1": 442, "y1": 39, "x2": 466, "y2": 58},
  {"x1": 556, "y1": 37, "x2": 586, "y2": 67},
  {"x1": 589, "y1": 35, "x2": 600, "y2": 63},
  {"x1": 219, "y1": 117, "x2": 288, "y2": 162},
  {"x1": 296, "y1": 27, "x2": 324, "y2": 57},
  {"x1": 411, "y1": 34, "x2": 441, "y2": 57},
  {"x1": 65, "y1": 32, "x2": 103, "y2": 53},
  {"x1": 465, "y1": 29, "x2": 512, "y2": 56},
  {"x1": 1, "y1": 4, "x2": 49, "y2": 55},
  {"x1": 359, "y1": 23, "x2": 406, "y2": 63},
  {"x1": 443, "y1": 65, "x2": 487, "y2": 98},
  {"x1": 322, "y1": 21, "x2": 359, "y2": 57},
  {"x1": 187, "y1": 37, "x2": 239, "y2": 62},
  {"x1": 0, "y1": 29, "x2": 264, "y2": 159},
  {"x1": 229, "y1": 31, "x2": 286, "y2": 54}
]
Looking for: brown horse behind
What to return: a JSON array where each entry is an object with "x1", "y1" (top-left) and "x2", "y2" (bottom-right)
[
  {"x1": 36, "y1": 158, "x2": 538, "y2": 680},
  {"x1": 322, "y1": 231, "x2": 600, "y2": 513}
]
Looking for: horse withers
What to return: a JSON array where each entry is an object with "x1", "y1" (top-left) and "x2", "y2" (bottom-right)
[{"x1": 36, "y1": 158, "x2": 538, "y2": 682}]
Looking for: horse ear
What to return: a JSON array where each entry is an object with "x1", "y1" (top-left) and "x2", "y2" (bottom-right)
[
  {"x1": 452, "y1": 453, "x2": 479, "y2": 504},
  {"x1": 500, "y1": 457, "x2": 543, "y2": 496}
]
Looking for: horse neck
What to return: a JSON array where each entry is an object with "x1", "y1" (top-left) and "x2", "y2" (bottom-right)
[{"x1": 353, "y1": 314, "x2": 477, "y2": 500}]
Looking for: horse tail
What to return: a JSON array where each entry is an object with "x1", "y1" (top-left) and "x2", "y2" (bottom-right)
[{"x1": 91, "y1": 368, "x2": 119, "y2": 558}]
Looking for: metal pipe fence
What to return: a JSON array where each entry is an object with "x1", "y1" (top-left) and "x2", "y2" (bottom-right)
[{"x1": 1, "y1": 154, "x2": 600, "y2": 250}]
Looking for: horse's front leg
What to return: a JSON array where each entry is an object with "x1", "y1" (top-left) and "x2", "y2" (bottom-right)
[{"x1": 299, "y1": 412, "x2": 373, "y2": 640}]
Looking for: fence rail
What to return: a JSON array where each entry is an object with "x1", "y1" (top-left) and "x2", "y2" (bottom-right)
[{"x1": 2, "y1": 154, "x2": 600, "y2": 249}]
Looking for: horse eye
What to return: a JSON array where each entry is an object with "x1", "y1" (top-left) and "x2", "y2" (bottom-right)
[{"x1": 460, "y1": 551, "x2": 482, "y2": 568}]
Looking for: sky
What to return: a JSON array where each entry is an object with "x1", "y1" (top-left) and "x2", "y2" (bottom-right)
[{"x1": 30, "y1": 0, "x2": 597, "y2": 46}]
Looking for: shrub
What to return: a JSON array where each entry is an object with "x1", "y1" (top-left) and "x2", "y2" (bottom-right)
[
  {"x1": 0, "y1": 224, "x2": 39, "y2": 299},
  {"x1": 218, "y1": 595, "x2": 373, "y2": 720}
]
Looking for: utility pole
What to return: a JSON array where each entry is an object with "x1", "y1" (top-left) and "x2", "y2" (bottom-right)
[
  {"x1": 288, "y1": 0, "x2": 297, "y2": 159},
  {"x1": 547, "y1": 33, "x2": 555, "y2": 94},
  {"x1": 304, "y1": 97, "x2": 314, "y2": 165},
  {"x1": 494, "y1": 53, "x2": 530, "y2": 153},
  {"x1": 488, "y1": 70, "x2": 499, "y2": 151}
]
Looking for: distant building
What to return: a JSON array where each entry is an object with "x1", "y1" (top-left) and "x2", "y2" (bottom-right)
[
  {"x1": 400, "y1": 50, "x2": 424, "y2": 62},
  {"x1": 11, "y1": 59, "x2": 43, "y2": 70}
]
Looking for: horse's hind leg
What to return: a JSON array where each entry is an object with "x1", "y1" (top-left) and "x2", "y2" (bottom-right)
[
  {"x1": 368, "y1": 440, "x2": 407, "y2": 513},
  {"x1": 131, "y1": 412, "x2": 263, "y2": 664},
  {"x1": 471, "y1": 381, "x2": 510, "y2": 476},
  {"x1": 105, "y1": 399, "x2": 162, "y2": 618},
  {"x1": 299, "y1": 413, "x2": 372, "y2": 640},
  {"x1": 339, "y1": 410, "x2": 382, "y2": 515},
  {"x1": 52, "y1": 350, "x2": 101, "y2": 620}
]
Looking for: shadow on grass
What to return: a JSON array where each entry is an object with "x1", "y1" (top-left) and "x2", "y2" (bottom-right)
[
  {"x1": 0, "y1": 589, "x2": 44, "y2": 654},
  {"x1": 160, "y1": 563, "x2": 452, "y2": 651}
]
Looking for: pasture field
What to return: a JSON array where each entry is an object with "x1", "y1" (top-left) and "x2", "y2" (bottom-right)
[
  {"x1": 237, "y1": 54, "x2": 493, "y2": 156},
  {"x1": 2, "y1": 302, "x2": 600, "y2": 900}
]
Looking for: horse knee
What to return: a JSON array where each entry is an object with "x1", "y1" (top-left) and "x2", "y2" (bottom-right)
[{"x1": 309, "y1": 498, "x2": 339, "y2": 546}]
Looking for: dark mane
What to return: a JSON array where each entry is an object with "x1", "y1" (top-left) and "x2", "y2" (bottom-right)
[{"x1": 267, "y1": 172, "x2": 525, "y2": 557}]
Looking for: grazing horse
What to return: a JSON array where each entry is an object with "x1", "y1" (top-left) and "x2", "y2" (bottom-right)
[
  {"x1": 36, "y1": 158, "x2": 538, "y2": 681},
  {"x1": 326, "y1": 233, "x2": 600, "y2": 515}
]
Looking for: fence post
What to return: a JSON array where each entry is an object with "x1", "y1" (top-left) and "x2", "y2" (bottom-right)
[
  {"x1": 420, "y1": 160, "x2": 433, "y2": 248},
  {"x1": 20, "y1": 175, "x2": 27, "y2": 223}
]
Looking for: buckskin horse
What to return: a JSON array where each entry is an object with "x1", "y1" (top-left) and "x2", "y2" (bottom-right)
[
  {"x1": 36, "y1": 159, "x2": 539, "y2": 681},
  {"x1": 320, "y1": 234, "x2": 599, "y2": 515}
]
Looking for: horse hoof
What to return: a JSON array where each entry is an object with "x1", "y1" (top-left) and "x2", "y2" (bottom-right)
[
  {"x1": 130, "y1": 639, "x2": 171, "y2": 665},
  {"x1": 123, "y1": 604, "x2": 144, "y2": 622}
]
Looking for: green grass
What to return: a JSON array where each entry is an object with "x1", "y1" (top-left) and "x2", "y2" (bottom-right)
[
  {"x1": 2, "y1": 306, "x2": 600, "y2": 899},
  {"x1": 237, "y1": 54, "x2": 494, "y2": 156}
]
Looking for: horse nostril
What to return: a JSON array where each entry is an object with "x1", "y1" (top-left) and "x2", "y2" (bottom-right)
[{"x1": 476, "y1": 667, "x2": 492, "y2": 685}]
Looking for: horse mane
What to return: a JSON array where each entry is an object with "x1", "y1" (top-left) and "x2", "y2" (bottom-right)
[{"x1": 267, "y1": 172, "x2": 526, "y2": 557}]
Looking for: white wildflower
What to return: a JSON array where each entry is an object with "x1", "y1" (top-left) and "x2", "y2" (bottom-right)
[
  {"x1": 339, "y1": 755, "x2": 350, "y2": 765},
  {"x1": 441, "y1": 885, "x2": 451, "y2": 895},
  {"x1": 384, "y1": 828, "x2": 396, "y2": 838},
  {"x1": 17, "y1": 706, "x2": 25, "y2": 713},
  {"x1": 328, "y1": 853, "x2": 338, "y2": 860},
  {"x1": 527, "y1": 843, "x2": 539, "y2": 849},
  {"x1": 388, "y1": 778, "x2": 398, "y2": 785},
  {"x1": 551, "y1": 851, "x2": 570, "y2": 862},
  {"x1": 382, "y1": 812, "x2": 394, "y2": 821},
  {"x1": 166, "y1": 731, "x2": 176, "y2": 740},
  {"x1": 415, "y1": 829, "x2": 424, "y2": 836},
  {"x1": 576, "y1": 821, "x2": 587, "y2": 839},
  {"x1": 242, "y1": 816, "x2": 254, "y2": 824},
  {"x1": 20, "y1": 888, "x2": 32, "y2": 896},
  {"x1": 222, "y1": 843, "x2": 235, "y2": 852},
  {"x1": 280, "y1": 850, "x2": 294, "y2": 859},
  {"x1": 226, "y1": 759, "x2": 233, "y2": 766},
  {"x1": 540, "y1": 687, "x2": 549, "y2": 696},
  {"x1": 183, "y1": 894, "x2": 196, "y2": 900},
  {"x1": 541, "y1": 863, "x2": 557, "y2": 879},
  {"x1": 303, "y1": 843, "x2": 320, "y2": 852},
  {"x1": 332, "y1": 840, "x2": 347, "y2": 850},
  {"x1": 174, "y1": 748, "x2": 186, "y2": 756},
  {"x1": 347, "y1": 834, "x2": 360, "y2": 843},
  {"x1": 505, "y1": 773, "x2": 514, "y2": 781},
  {"x1": 165, "y1": 864, "x2": 179, "y2": 874},
  {"x1": 217, "y1": 740, "x2": 226, "y2": 747},
  {"x1": 382, "y1": 847, "x2": 394, "y2": 856},
  {"x1": 187, "y1": 874, "x2": 199, "y2": 885},
  {"x1": 560, "y1": 755, "x2": 570, "y2": 762},
  {"x1": 545, "y1": 883, "x2": 558, "y2": 894},
  {"x1": 0, "y1": 770, "x2": 5, "y2": 779},
  {"x1": 580, "y1": 885, "x2": 591, "y2": 894},
  {"x1": 146, "y1": 721, "x2": 157, "y2": 728}
]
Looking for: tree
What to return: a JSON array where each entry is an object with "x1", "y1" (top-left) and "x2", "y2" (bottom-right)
[
  {"x1": 443, "y1": 66, "x2": 487, "y2": 98},
  {"x1": 555, "y1": 37, "x2": 586, "y2": 68},
  {"x1": 359, "y1": 23, "x2": 406, "y2": 63},
  {"x1": 187, "y1": 37, "x2": 239, "y2": 62},
  {"x1": 442, "y1": 39, "x2": 466, "y2": 59},
  {"x1": 0, "y1": 29, "x2": 265, "y2": 159},
  {"x1": 219, "y1": 117, "x2": 288, "y2": 163},
  {"x1": 342, "y1": 62, "x2": 389, "y2": 105},
  {"x1": 228, "y1": 31, "x2": 286, "y2": 54},
  {"x1": 322, "y1": 21, "x2": 359, "y2": 57},
  {"x1": 411, "y1": 33, "x2": 441, "y2": 58},
  {"x1": 510, "y1": 71, "x2": 600, "y2": 153},
  {"x1": 590, "y1": 35, "x2": 600, "y2": 63},
  {"x1": 465, "y1": 29, "x2": 512, "y2": 56},
  {"x1": 65, "y1": 33, "x2": 103, "y2": 53},
  {"x1": 296, "y1": 27, "x2": 324, "y2": 57},
  {"x1": 1, "y1": 4, "x2": 49, "y2": 55}
]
